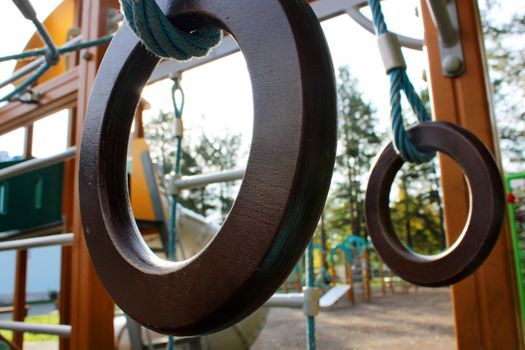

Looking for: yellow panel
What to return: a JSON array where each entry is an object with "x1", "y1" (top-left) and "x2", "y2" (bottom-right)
[
  {"x1": 130, "y1": 138, "x2": 157, "y2": 221},
  {"x1": 14, "y1": 0, "x2": 75, "y2": 85}
]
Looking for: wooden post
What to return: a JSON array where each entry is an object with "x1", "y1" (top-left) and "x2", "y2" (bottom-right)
[
  {"x1": 330, "y1": 264, "x2": 337, "y2": 286},
  {"x1": 69, "y1": 0, "x2": 118, "y2": 348},
  {"x1": 12, "y1": 250, "x2": 27, "y2": 347},
  {"x1": 11, "y1": 124, "x2": 35, "y2": 347},
  {"x1": 420, "y1": 1, "x2": 524, "y2": 348},
  {"x1": 58, "y1": 108, "x2": 77, "y2": 350},
  {"x1": 295, "y1": 272, "x2": 302, "y2": 293},
  {"x1": 389, "y1": 270, "x2": 395, "y2": 294},
  {"x1": 346, "y1": 260, "x2": 355, "y2": 304},
  {"x1": 363, "y1": 248, "x2": 371, "y2": 301},
  {"x1": 379, "y1": 257, "x2": 386, "y2": 296}
]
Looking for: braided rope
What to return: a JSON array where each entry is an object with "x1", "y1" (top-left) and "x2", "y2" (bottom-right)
[
  {"x1": 120, "y1": 0, "x2": 221, "y2": 60},
  {"x1": 368, "y1": 0, "x2": 434, "y2": 163}
]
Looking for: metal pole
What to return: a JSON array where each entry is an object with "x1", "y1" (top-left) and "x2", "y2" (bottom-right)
[
  {"x1": 266, "y1": 293, "x2": 304, "y2": 308},
  {"x1": 174, "y1": 169, "x2": 245, "y2": 191},
  {"x1": 305, "y1": 242, "x2": 316, "y2": 350},
  {"x1": 0, "y1": 233, "x2": 74, "y2": 251},
  {"x1": 0, "y1": 321, "x2": 71, "y2": 337},
  {"x1": 0, "y1": 37, "x2": 82, "y2": 90},
  {"x1": 0, "y1": 147, "x2": 76, "y2": 181}
]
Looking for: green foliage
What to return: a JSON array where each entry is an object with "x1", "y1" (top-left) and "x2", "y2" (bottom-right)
[
  {"x1": 482, "y1": 1, "x2": 525, "y2": 167},
  {"x1": 317, "y1": 67, "x2": 445, "y2": 256},
  {"x1": 193, "y1": 132, "x2": 242, "y2": 220},
  {"x1": 328, "y1": 66, "x2": 382, "y2": 239},
  {"x1": 144, "y1": 110, "x2": 242, "y2": 221},
  {"x1": 389, "y1": 161, "x2": 446, "y2": 254}
]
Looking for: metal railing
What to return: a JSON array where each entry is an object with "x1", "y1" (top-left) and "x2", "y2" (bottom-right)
[
  {"x1": 266, "y1": 293, "x2": 305, "y2": 309},
  {"x1": 0, "y1": 147, "x2": 76, "y2": 182},
  {"x1": 0, "y1": 233, "x2": 73, "y2": 251},
  {"x1": 0, "y1": 321, "x2": 71, "y2": 337},
  {"x1": 172, "y1": 169, "x2": 245, "y2": 192}
]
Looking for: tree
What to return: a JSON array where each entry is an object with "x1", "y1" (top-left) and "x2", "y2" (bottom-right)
[
  {"x1": 193, "y1": 132, "x2": 242, "y2": 221},
  {"x1": 330, "y1": 66, "x2": 383, "y2": 238},
  {"x1": 390, "y1": 160, "x2": 446, "y2": 254},
  {"x1": 144, "y1": 110, "x2": 242, "y2": 221},
  {"x1": 482, "y1": 1, "x2": 525, "y2": 168}
]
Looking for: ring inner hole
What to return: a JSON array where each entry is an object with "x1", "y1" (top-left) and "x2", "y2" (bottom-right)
[
  {"x1": 387, "y1": 152, "x2": 468, "y2": 256},
  {"x1": 128, "y1": 43, "x2": 254, "y2": 262}
]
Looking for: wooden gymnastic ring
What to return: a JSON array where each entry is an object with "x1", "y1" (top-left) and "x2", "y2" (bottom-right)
[
  {"x1": 79, "y1": 0, "x2": 336, "y2": 336},
  {"x1": 365, "y1": 122, "x2": 504, "y2": 287}
]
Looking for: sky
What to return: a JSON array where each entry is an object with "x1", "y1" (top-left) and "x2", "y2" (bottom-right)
[{"x1": 0, "y1": 0, "x2": 508, "y2": 294}]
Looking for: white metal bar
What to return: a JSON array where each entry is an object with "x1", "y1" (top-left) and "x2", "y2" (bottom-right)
[
  {"x1": 174, "y1": 169, "x2": 245, "y2": 191},
  {"x1": 0, "y1": 233, "x2": 73, "y2": 251},
  {"x1": 0, "y1": 147, "x2": 76, "y2": 181},
  {"x1": 265, "y1": 293, "x2": 305, "y2": 309},
  {"x1": 147, "y1": 0, "x2": 424, "y2": 85},
  {"x1": 0, "y1": 321, "x2": 71, "y2": 337}
]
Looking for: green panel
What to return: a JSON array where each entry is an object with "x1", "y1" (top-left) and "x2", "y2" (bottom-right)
[
  {"x1": 506, "y1": 172, "x2": 525, "y2": 337},
  {"x1": 0, "y1": 159, "x2": 64, "y2": 232}
]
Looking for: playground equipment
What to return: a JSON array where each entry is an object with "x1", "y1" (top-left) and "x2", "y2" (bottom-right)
[
  {"x1": 363, "y1": 0, "x2": 504, "y2": 287},
  {"x1": 79, "y1": 0, "x2": 336, "y2": 336},
  {"x1": 0, "y1": 141, "x2": 272, "y2": 349},
  {"x1": 505, "y1": 173, "x2": 525, "y2": 336},
  {"x1": 0, "y1": 0, "x2": 522, "y2": 349},
  {"x1": 328, "y1": 236, "x2": 375, "y2": 303}
]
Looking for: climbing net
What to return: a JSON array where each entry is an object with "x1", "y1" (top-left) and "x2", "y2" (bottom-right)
[{"x1": 0, "y1": 0, "x2": 115, "y2": 103}]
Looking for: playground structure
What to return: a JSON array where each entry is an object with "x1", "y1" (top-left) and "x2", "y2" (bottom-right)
[
  {"x1": 0, "y1": 0, "x2": 522, "y2": 350},
  {"x1": 283, "y1": 235, "x2": 414, "y2": 305}
]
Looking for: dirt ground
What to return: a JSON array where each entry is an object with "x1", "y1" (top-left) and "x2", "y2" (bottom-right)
[
  {"x1": 252, "y1": 287, "x2": 455, "y2": 350},
  {"x1": 21, "y1": 288, "x2": 454, "y2": 350}
]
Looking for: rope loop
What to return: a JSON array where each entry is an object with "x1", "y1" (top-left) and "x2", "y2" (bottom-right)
[
  {"x1": 120, "y1": 0, "x2": 222, "y2": 60},
  {"x1": 171, "y1": 75, "x2": 185, "y2": 119},
  {"x1": 368, "y1": 0, "x2": 435, "y2": 163}
]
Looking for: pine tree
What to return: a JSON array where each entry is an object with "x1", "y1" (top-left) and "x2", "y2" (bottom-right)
[
  {"x1": 144, "y1": 110, "x2": 242, "y2": 221},
  {"x1": 331, "y1": 66, "x2": 382, "y2": 238}
]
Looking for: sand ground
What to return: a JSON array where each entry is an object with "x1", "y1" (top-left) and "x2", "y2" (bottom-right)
[
  {"x1": 22, "y1": 287, "x2": 455, "y2": 349},
  {"x1": 252, "y1": 287, "x2": 455, "y2": 350}
]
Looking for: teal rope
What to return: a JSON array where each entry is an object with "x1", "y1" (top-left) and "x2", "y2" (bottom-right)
[
  {"x1": 1, "y1": 0, "x2": 113, "y2": 103},
  {"x1": 0, "y1": 36, "x2": 114, "y2": 63},
  {"x1": 0, "y1": 35, "x2": 113, "y2": 103},
  {"x1": 0, "y1": 62, "x2": 49, "y2": 103},
  {"x1": 119, "y1": 0, "x2": 221, "y2": 60},
  {"x1": 306, "y1": 242, "x2": 316, "y2": 350},
  {"x1": 368, "y1": 0, "x2": 435, "y2": 163},
  {"x1": 167, "y1": 77, "x2": 184, "y2": 350},
  {"x1": 12, "y1": 0, "x2": 59, "y2": 64}
]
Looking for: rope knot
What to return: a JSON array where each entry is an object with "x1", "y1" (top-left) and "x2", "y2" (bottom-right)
[
  {"x1": 120, "y1": 0, "x2": 222, "y2": 60},
  {"x1": 368, "y1": 0, "x2": 435, "y2": 163}
]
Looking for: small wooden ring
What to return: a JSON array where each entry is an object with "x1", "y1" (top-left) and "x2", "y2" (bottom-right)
[
  {"x1": 365, "y1": 122, "x2": 504, "y2": 287},
  {"x1": 79, "y1": 0, "x2": 336, "y2": 336}
]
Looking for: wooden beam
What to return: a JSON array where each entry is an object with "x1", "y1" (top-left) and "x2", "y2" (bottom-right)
[
  {"x1": 69, "y1": 0, "x2": 117, "y2": 349},
  {"x1": 420, "y1": 1, "x2": 524, "y2": 348},
  {"x1": 12, "y1": 250, "x2": 27, "y2": 348},
  {"x1": 0, "y1": 68, "x2": 79, "y2": 135},
  {"x1": 59, "y1": 108, "x2": 76, "y2": 350}
]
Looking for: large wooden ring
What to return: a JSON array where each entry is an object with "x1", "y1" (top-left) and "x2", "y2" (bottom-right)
[
  {"x1": 79, "y1": 0, "x2": 336, "y2": 336},
  {"x1": 365, "y1": 122, "x2": 504, "y2": 287}
]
